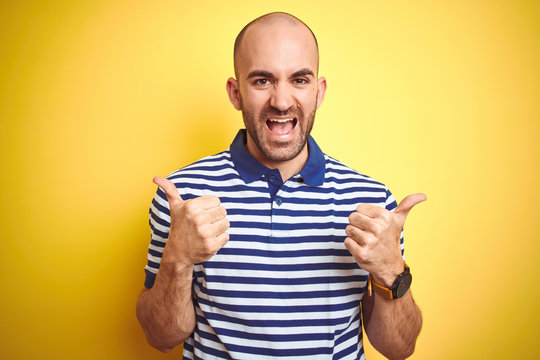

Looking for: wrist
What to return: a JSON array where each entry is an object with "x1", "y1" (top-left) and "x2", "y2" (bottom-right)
[
  {"x1": 152, "y1": 260, "x2": 194, "y2": 298},
  {"x1": 372, "y1": 262, "x2": 405, "y2": 288},
  {"x1": 369, "y1": 263, "x2": 412, "y2": 300},
  {"x1": 158, "y1": 258, "x2": 194, "y2": 280},
  {"x1": 161, "y1": 239, "x2": 195, "y2": 270}
]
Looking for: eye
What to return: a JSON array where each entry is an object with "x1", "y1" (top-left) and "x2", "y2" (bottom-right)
[
  {"x1": 293, "y1": 78, "x2": 309, "y2": 85},
  {"x1": 254, "y1": 78, "x2": 269, "y2": 86}
]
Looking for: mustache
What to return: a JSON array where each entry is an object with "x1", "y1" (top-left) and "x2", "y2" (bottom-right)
[{"x1": 260, "y1": 106, "x2": 303, "y2": 119}]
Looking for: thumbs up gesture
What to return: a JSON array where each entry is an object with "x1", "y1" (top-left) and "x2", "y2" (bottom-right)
[
  {"x1": 153, "y1": 176, "x2": 230, "y2": 267},
  {"x1": 344, "y1": 193, "x2": 426, "y2": 287}
]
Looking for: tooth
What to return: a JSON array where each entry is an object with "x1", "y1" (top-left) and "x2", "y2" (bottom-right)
[{"x1": 269, "y1": 118, "x2": 293, "y2": 123}]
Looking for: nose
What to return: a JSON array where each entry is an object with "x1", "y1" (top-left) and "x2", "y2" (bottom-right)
[{"x1": 269, "y1": 82, "x2": 294, "y2": 112}]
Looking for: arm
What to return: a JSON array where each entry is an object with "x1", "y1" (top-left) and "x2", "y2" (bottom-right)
[
  {"x1": 136, "y1": 262, "x2": 195, "y2": 352},
  {"x1": 136, "y1": 176, "x2": 230, "y2": 352},
  {"x1": 345, "y1": 193, "x2": 426, "y2": 359},
  {"x1": 361, "y1": 279, "x2": 422, "y2": 359}
]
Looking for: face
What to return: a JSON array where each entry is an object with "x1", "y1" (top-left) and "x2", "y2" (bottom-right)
[
  {"x1": 239, "y1": 86, "x2": 316, "y2": 163},
  {"x1": 227, "y1": 20, "x2": 326, "y2": 164}
]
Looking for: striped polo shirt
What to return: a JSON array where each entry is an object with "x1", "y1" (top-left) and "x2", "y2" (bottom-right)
[{"x1": 145, "y1": 129, "x2": 402, "y2": 360}]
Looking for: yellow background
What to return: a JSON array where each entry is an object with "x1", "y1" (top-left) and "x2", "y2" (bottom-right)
[{"x1": 1, "y1": 1, "x2": 538, "y2": 359}]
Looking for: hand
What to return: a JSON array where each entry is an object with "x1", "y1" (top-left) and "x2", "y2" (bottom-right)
[
  {"x1": 153, "y1": 176, "x2": 230, "y2": 267},
  {"x1": 344, "y1": 193, "x2": 426, "y2": 287}
]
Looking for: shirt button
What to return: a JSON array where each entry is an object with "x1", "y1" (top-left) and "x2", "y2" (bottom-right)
[
  {"x1": 275, "y1": 198, "x2": 283, "y2": 206},
  {"x1": 269, "y1": 175, "x2": 276, "y2": 182}
]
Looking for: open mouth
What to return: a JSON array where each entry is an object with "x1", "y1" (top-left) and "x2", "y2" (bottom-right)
[{"x1": 266, "y1": 118, "x2": 298, "y2": 136}]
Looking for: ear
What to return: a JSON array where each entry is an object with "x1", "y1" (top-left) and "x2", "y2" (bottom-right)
[
  {"x1": 316, "y1": 76, "x2": 327, "y2": 109},
  {"x1": 226, "y1": 77, "x2": 242, "y2": 111}
]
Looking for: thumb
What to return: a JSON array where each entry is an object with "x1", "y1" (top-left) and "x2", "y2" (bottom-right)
[
  {"x1": 153, "y1": 176, "x2": 184, "y2": 206},
  {"x1": 395, "y1": 193, "x2": 427, "y2": 220}
]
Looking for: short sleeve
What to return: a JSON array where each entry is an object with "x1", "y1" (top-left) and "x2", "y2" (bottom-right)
[
  {"x1": 384, "y1": 187, "x2": 405, "y2": 260},
  {"x1": 144, "y1": 186, "x2": 171, "y2": 288}
]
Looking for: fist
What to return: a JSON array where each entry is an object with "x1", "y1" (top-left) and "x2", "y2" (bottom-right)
[
  {"x1": 153, "y1": 176, "x2": 230, "y2": 267},
  {"x1": 344, "y1": 193, "x2": 426, "y2": 287}
]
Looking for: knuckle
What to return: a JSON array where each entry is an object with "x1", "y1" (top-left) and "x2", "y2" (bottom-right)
[
  {"x1": 201, "y1": 237, "x2": 218, "y2": 252},
  {"x1": 203, "y1": 195, "x2": 221, "y2": 206},
  {"x1": 357, "y1": 248, "x2": 369, "y2": 261},
  {"x1": 211, "y1": 239, "x2": 224, "y2": 254},
  {"x1": 344, "y1": 237, "x2": 354, "y2": 251},
  {"x1": 223, "y1": 232, "x2": 230, "y2": 240},
  {"x1": 371, "y1": 222, "x2": 383, "y2": 235},
  {"x1": 197, "y1": 225, "x2": 211, "y2": 239},
  {"x1": 213, "y1": 233, "x2": 228, "y2": 250},
  {"x1": 193, "y1": 212, "x2": 207, "y2": 225},
  {"x1": 220, "y1": 206, "x2": 228, "y2": 217},
  {"x1": 184, "y1": 200, "x2": 198, "y2": 214},
  {"x1": 184, "y1": 210, "x2": 196, "y2": 223},
  {"x1": 201, "y1": 241, "x2": 214, "y2": 254},
  {"x1": 380, "y1": 211, "x2": 392, "y2": 223},
  {"x1": 364, "y1": 236, "x2": 376, "y2": 247},
  {"x1": 371, "y1": 222, "x2": 388, "y2": 236}
]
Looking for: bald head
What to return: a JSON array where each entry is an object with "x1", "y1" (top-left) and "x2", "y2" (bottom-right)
[{"x1": 233, "y1": 12, "x2": 319, "y2": 79}]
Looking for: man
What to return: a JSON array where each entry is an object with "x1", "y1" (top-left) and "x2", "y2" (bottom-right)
[{"x1": 137, "y1": 12, "x2": 424, "y2": 360}]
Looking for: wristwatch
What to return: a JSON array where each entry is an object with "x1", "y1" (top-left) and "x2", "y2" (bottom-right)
[{"x1": 368, "y1": 263, "x2": 412, "y2": 300}]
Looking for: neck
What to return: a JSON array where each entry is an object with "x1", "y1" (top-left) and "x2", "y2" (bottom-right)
[{"x1": 246, "y1": 141, "x2": 309, "y2": 182}]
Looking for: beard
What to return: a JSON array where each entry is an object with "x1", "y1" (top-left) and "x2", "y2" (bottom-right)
[{"x1": 240, "y1": 99, "x2": 317, "y2": 162}]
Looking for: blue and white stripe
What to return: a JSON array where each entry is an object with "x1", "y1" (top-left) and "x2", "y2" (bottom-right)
[{"x1": 145, "y1": 130, "x2": 401, "y2": 359}]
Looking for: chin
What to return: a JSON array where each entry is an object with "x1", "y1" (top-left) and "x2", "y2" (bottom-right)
[{"x1": 260, "y1": 140, "x2": 306, "y2": 162}]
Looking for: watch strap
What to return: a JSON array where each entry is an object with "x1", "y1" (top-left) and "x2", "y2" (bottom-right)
[{"x1": 368, "y1": 263, "x2": 410, "y2": 300}]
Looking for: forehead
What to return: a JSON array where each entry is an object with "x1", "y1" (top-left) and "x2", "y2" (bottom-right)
[{"x1": 236, "y1": 21, "x2": 318, "y2": 78}]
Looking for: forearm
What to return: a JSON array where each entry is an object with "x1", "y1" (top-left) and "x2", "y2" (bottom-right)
[
  {"x1": 362, "y1": 290, "x2": 422, "y2": 359},
  {"x1": 139, "y1": 177, "x2": 230, "y2": 351},
  {"x1": 136, "y1": 261, "x2": 196, "y2": 353}
]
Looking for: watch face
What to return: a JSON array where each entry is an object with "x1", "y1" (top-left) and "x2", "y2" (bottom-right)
[{"x1": 396, "y1": 273, "x2": 413, "y2": 298}]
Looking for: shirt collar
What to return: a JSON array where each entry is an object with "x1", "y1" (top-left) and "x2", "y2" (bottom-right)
[{"x1": 229, "y1": 129, "x2": 325, "y2": 186}]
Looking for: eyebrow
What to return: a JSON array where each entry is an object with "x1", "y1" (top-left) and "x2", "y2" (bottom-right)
[
  {"x1": 246, "y1": 68, "x2": 315, "y2": 79},
  {"x1": 291, "y1": 68, "x2": 314, "y2": 78},
  {"x1": 247, "y1": 70, "x2": 274, "y2": 79}
]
